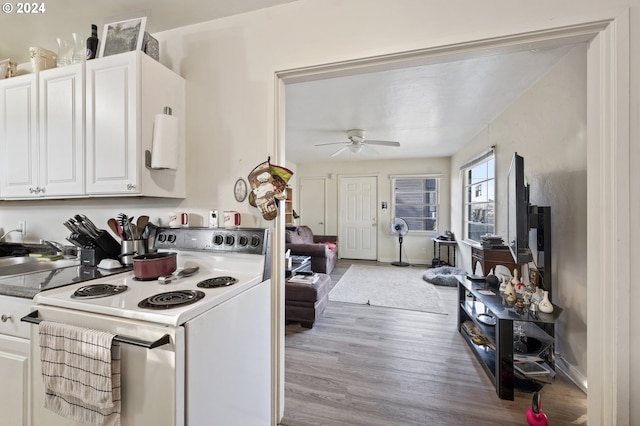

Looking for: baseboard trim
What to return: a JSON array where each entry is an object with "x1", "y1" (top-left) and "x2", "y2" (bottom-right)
[{"x1": 556, "y1": 357, "x2": 588, "y2": 395}]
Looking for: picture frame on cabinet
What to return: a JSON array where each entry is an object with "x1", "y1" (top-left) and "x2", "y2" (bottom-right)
[{"x1": 99, "y1": 16, "x2": 147, "y2": 58}]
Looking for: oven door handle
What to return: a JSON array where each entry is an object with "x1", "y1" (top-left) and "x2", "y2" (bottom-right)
[{"x1": 21, "y1": 310, "x2": 171, "y2": 349}]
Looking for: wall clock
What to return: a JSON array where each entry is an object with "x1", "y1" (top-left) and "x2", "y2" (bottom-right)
[{"x1": 234, "y1": 178, "x2": 248, "y2": 202}]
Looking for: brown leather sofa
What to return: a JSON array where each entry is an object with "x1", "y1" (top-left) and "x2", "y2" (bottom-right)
[{"x1": 285, "y1": 225, "x2": 338, "y2": 274}]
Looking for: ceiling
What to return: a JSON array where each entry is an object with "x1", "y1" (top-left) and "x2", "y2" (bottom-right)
[
  {"x1": 0, "y1": 0, "x2": 296, "y2": 64},
  {"x1": 285, "y1": 45, "x2": 574, "y2": 164}
]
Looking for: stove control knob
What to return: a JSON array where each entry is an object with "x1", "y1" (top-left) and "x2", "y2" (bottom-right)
[
  {"x1": 225, "y1": 235, "x2": 235, "y2": 246},
  {"x1": 250, "y1": 236, "x2": 261, "y2": 247},
  {"x1": 158, "y1": 234, "x2": 167, "y2": 242},
  {"x1": 213, "y1": 234, "x2": 224, "y2": 245},
  {"x1": 168, "y1": 234, "x2": 176, "y2": 243},
  {"x1": 238, "y1": 235, "x2": 249, "y2": 246}
]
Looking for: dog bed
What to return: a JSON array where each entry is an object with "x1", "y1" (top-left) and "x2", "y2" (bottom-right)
[{"x1": 423, "y1": 266, "x2": 466, "y2": 287}]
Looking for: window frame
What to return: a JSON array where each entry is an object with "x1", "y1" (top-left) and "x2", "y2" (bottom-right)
[
  {"x1": 391, "y1": 174, "x2": 441, "y2": 234},
  {"x1": 461, "y1": 149, "x2": 496, "y2": 243}
]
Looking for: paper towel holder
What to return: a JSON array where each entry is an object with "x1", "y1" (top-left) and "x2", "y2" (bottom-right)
[{"x1": 146, "y1": 106, "x2": 176, "y2": 170}]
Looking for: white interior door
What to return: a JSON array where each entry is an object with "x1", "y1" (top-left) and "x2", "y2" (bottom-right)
[
  {"x1": 339, "y1": 176, "x2": 377, "y2": 260},
  {"x1": 299, "y1": 177, "x2": 326, "y2": 235}
]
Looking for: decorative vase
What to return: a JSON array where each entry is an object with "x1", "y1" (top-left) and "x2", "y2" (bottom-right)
[{"x1": 538, "y1": 290, "x2": 554, "y2": 313}]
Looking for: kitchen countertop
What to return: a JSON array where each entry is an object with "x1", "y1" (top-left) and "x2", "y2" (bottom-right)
[{"x1": 0, "y1": 263, "x2": 130, "y2": 299}]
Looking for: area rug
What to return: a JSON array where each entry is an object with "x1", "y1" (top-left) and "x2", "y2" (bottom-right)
[{"x1": 329, "y1": 264, "x2": 447, "y2": 314}]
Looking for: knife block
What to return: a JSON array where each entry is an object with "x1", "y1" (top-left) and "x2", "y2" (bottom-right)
[{"x1": 80, "y1": 247, "x2": 108, "y2": 267}]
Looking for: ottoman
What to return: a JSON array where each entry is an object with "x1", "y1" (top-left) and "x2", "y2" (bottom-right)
[{"x1": 285, "y1": 273, "x2": 330, "y2": 328}]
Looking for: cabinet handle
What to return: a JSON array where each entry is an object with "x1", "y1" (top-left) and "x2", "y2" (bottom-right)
[
  {"x1": 29, "y1": 187, "x2": 37, "y2": 194},
  {"x1": 127, "y1": 184, "x2": 136, "y2": 191},
  {"x1": 1, "y1": 314, "x2": 12, "y2": 322},
  {"x1": 38, "y1": 187, "x2": 45, "y2": 193}
]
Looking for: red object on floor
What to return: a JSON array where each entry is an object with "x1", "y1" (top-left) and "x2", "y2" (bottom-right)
[{"x1": 526, "y1": 392, "x2": 548, "y2": 426}]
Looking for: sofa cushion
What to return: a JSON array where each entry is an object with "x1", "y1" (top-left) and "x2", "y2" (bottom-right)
[
  {"x1": 285, "y1": 225, "x2": 315, "y2": 244},
  {"x1": 285, "y1": 229, "x2": 303, "y2": 244}
]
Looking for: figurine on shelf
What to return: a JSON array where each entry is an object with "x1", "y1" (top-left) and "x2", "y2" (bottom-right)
[
  {"x1": 504, "y1": 277, "x2": 517, "y2": 298},
  {"x1": 499, "y1": 274, "x2": 509, "y2": 293},
  {"x1": 538, "y1": 290, "x2": 554, "y2": 313},
  {"x1": 510, "y1": 268, "x2": 520, "y2": 286}
]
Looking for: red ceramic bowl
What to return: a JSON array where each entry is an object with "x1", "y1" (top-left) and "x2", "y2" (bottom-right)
[{"x1": 132, "y1": 252, "x2": 177, "y2": 280}]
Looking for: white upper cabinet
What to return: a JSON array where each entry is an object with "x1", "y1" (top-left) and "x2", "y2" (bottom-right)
[
  {"x1": 0, "y1": 73, "x2": 38, "y2": 197},
  {"x1": 0, "y1": 51, "x2": 185, "y2": 199},
  {"x1": 0, "y1": 64, "x2": 84, "y2": 198},
  {"x1": 39, "y1": 63, "x2": 85, "y2": 197},
  {"x1": 86, "y1": 51, "x2": 185, "y2": 197}
]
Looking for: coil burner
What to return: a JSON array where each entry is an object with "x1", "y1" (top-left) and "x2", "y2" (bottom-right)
[
  {"x1": 138, "y1": 290, "x2": 205, "y2": 309},
  {"x1": 197, "y1": 276, "x2": 238, "y2": 288},
  {"x1": 71, "y1": 284, "x2": 128, "y2": 299}
]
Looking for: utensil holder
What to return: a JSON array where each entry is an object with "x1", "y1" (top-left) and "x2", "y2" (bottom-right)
[{"x1": 120, "y1": 239, "x2": 148, "y2": 266}]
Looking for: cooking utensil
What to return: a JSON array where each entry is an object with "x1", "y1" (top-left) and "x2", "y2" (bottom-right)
[
  {"x1": 107, "y1": 218, "x2": 121, "y2": 239},
  {"x1": 136, "y1": 216, "x2": 149, "y2": 239},
  {"x1": 158, "y1": 266, "x2": 200, "y2": 284},
  {"x1": 132, "y1": 252, "x2": 177, "y2": 280},
  {"x1": 117, "y1": 213, "x2": 130, "y2": 239}
]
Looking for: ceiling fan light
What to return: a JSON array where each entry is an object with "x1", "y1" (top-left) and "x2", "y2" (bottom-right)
[{"x1": 349, "y1": 144, "x2": 363, "y2": 153}]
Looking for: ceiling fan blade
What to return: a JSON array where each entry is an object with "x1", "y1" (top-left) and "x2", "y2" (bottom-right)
[
  {"x1": 330, "y1": 146, "x2": 349, "y2": 157},
  {"x1": 366, "y1": 140, "x2": 400, "y2": 147},
  {"x1": 314, "y1": 141, "x2": 348, "y2": 147}
]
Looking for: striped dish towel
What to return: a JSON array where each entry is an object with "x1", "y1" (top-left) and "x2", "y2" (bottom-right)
[{"x1": 39, "y1": 321, "x2": 121, "y2": 426}]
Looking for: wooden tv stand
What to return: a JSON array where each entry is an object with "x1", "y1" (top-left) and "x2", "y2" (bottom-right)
[{"x1": 470, "y1": 245, "x2": 520, "y2": 277}]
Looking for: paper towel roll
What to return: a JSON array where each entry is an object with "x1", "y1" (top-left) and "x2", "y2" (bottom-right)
[{"x1": 151, "y1": 112, "x2": 179, "y2": 169}]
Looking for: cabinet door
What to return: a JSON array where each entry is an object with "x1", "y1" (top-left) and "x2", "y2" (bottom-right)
[
  {"x1": 86, "y1": 52, "x2": 139, "y2": 194},
  {"x1": 39, "y1": 63, "x2": 85, "y2": 196},
  {"x1": 0, "y1": 335, "x2": 29, "y2": 426},
  {"x1": 0, "y1": 74, "x2": 38, "y2": 198}
]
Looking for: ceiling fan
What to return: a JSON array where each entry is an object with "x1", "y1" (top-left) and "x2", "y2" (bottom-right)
[{"x1": 314, "y1": 129, "x2": 400, "y2": 157}]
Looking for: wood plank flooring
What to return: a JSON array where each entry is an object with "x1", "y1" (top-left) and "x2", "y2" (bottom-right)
[{"x1": 281, "y1": 260, "x2": 587, "y2": 426}]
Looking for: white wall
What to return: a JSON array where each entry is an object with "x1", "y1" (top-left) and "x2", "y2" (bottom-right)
[
  {"x1": 291, "y1": 157, "x2": 451, "y2": 264},
  {"x1": 452, "y1": 44, "x2": 588, "y2": 382}
]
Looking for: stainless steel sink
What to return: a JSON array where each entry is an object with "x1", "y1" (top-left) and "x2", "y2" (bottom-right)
[
  {"x1": 0, "y1": 256, "x2": 39, "y2": 267},
  {"x1": 0, "y1": 256, "x2": 79, "y2": 276}
]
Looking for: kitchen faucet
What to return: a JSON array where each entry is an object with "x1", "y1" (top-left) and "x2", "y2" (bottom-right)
[
  {"x1": 0, "y1": 228, "x2": 22, "y2": 242},
  {"x1": 40, "y1": 240, "x2": 64, "y2": 255}
]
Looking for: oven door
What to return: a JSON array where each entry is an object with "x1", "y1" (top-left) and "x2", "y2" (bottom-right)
[{"x1": 27, "y1": 305, "x2": 185, "y2": 426}]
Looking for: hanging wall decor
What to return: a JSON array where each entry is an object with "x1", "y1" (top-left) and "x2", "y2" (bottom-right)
[{"x1": 247, "y1": 158, "x2": 293, "y2": 220}]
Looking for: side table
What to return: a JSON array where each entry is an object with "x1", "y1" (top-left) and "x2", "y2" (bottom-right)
[{"x1": 432, "y1": 238, "x2": 457, "y2": 267}]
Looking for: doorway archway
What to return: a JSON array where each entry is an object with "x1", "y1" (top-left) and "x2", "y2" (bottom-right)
[{"x1": 272, "y1": 17, "x2": 629, "y2": 425}]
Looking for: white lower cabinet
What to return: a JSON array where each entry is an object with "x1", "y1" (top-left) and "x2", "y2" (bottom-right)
[
  {"x1": 0, "y1": 335, "x2": 29, "y2": 425},
  {"x1": 0, "y1": 295, "x2": 31, "y2": 426}
]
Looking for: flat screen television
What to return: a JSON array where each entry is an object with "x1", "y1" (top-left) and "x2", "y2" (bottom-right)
[{"x1": 507, "y1": 152, "x2": 533, "y2": 264}]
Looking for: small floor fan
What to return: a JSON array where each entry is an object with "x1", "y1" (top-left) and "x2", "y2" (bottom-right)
[{"x1": 390, "y1": 218, "x2": 410, "y2": 267}]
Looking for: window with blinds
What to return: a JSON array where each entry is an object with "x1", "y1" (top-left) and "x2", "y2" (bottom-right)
[{"x1": 393, "y1": 176, "x2": 439, "y2": 232}]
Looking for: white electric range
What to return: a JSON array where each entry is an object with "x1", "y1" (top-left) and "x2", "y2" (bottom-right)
[{"x1": 26, "y1": 227, "x2": 273, "y2": 426}]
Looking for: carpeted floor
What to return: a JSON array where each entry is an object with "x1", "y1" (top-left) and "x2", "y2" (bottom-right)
[{"x1": 328, "y1": 263, "x2": 447, "y2": 314}]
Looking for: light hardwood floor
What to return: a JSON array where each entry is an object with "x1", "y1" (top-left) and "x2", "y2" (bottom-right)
[{"x1": 281, "y1": 260, "x2": 587, "y2": 426}]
